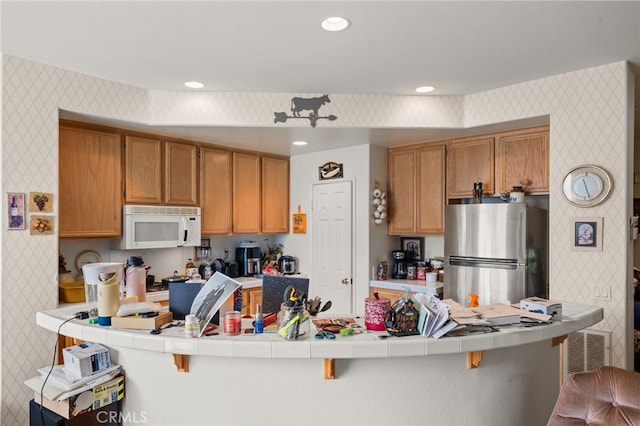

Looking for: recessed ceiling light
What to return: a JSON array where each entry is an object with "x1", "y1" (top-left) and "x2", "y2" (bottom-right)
[
  {"x1": 292, "y1": 141, "x2": 308, "y2": 146},
  {"x1": 416, "y1": 86, "x2": 435, "y2": 93},
  {"x1": 321, "y1": 17, "x2": 350, "y2": 32},
  {"x1": 184, "y1": 81, "x2": 205, "y2": 89}
]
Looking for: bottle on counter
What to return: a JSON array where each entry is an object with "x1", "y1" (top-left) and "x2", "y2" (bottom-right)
[
  {"x1": 185, "y1": 258, "x2": 197, "y2": 277},
  {"x1": 254, "y1": 304, "x2": 264, "y2": 334},
  {"x1": 185, "y1": 314, "x2": 198, "y2": 338}
]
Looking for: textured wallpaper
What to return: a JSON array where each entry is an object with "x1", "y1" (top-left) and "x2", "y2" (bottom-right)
[{"x1": 1, "y1": 55, "x2": 633, "y2": 424}]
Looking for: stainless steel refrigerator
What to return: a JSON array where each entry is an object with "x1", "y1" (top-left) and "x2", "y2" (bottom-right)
[{"x1": 444, "y1": 203, "x2": 548, "y2": 306}]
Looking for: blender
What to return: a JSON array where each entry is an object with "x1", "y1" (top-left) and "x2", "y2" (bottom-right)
[{"x1": 196, "y1": 246, "x2": 213, "y2": 279}]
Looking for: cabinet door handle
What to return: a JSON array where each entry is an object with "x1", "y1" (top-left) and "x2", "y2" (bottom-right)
[{"x1": 341, "y1": 278, "x2": 350, "y2": 285}]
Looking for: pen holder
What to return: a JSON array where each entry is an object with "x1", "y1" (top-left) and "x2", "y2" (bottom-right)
[{"x1": 277, "y1": 303, "x2": 309, "y2": 340}]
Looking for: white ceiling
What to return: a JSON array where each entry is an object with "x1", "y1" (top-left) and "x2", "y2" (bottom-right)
[{"x1": 2, "y1": 1, "x2": 639, "y2": 155}]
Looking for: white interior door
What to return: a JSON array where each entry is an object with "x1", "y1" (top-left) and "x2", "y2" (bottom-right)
[{"x1": 311, "y1": 181, "x2": 353, "y2": 313}]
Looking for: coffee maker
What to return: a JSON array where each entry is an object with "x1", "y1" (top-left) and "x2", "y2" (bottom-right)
[
  {"x1": 236, "y1": 241, "x2": 261, "y2": 277},
  {"x1": 391, "y1": 250, "x2": 407, "y2": 279}
]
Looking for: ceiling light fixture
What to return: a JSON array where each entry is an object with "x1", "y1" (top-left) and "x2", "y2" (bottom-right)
[
  {"x1": 416, "y1": 86, "x2": 435, "y2": 93},
  {"x1": 292, "y1": 141, "x2": 308, "y2": 146},
  {"x1": 184, "y1": 81, "x2": 205, "y2": 89},
  {"x1": 321, "y1": 16, "x2": 351, "y2": 32}
]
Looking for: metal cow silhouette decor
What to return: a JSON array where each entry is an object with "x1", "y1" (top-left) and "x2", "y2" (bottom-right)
[{"x1": 274, "y1": 95, "x2": 338, "y2": 128}]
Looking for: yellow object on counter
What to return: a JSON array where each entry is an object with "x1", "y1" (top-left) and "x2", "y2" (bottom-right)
[{"x1": 59, "y1": 281, "x2": 85, "y2": 303}]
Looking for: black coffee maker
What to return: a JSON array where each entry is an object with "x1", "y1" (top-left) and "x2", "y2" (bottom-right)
[{"x1": 391, "y1": 250, "x2": 407, "y2": 279}]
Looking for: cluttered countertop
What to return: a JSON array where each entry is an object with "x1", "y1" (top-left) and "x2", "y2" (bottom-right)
[{"x1": 37, "y1": 300, "x2": 603, "y2": 360}]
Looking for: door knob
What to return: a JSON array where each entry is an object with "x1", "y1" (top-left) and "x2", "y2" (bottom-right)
[{"x1": 341, "y1": 278, "x2": 350, "y2": 285}]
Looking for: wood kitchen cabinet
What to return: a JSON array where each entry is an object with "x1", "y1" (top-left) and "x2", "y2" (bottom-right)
[
  {"x1": 124, "y1": 135, "x2": 163, "y2": 204},
  {"x1": 446, "y1": 136, "x2": 495, "y2": 198},
  {"x1": 261, "y1": 155, "x2": 290, "y2": 234},
  {"x1": 241, "y1": 287, "x2": 263, "y2": 316},
  {"x1": 388, "y1": 143, "x2": 446, "y2": 235},
  {"x1": 233, "y1": 152, "x2": 261, "y2": 233},
  {"x1": 124, "y1": 136, "x2": 198, "y2": 206},
  {"x1": 164, "y1": 141, "x2": 198, "y2": 205},
  {"x1": 232, "y1": 152, "x2": 290, "y2": 234},
  {"x1": 495, "y1": 125, "x2": 549, "y2": 194},
  {"x1": 200, "y1": 147, "x2": 232, "y2": 234},
  {"x1": 59, "y1": 125, "x2": 123, "y2": 238},
  {"x1": 370, "y1": 285, "x2": 443, "y2": 302},
  {"x1": 369, "y1": 287, "x2": 404, "y2": 303}
]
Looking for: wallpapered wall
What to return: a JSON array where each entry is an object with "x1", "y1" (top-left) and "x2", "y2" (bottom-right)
[{"x1": 1, "y1": 54, "x2": 633, "y2": 424}]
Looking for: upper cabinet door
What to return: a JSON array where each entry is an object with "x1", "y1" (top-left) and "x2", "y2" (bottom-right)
[
  {"x1": 164, "y1": 141, "x2": 198, "y2": 206},
  {"x1": 124, "y1": 135, "x2": 163, "y2": 204},
  {"x1": 233, "y1": 152, "x2": 261, "y2": 234},
  {"x1": 447, "y1": 137, "x2": 495, "y2": 198},
  {"x1": 496, "y1": 125, "x2": 549, "y2": 194},
  {"x1": 387, "y1": 149, "x2": 417, "y2": 235},
  {"x1": 200, "y1": 147, "x2": 232, "y2": 234},
  {"x1": 59, "y1": 126, "x2": 122, "y2": 238},
  {"x1": 416, "y1": 143, "x2": 446, "y2": 234},
  {"x1": 261, "y1": 155, "x2": 290, "y2": 234}
]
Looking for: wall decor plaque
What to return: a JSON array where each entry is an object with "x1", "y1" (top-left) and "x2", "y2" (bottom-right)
[{"x1": 318, "y1": 162, "x2": 343, "y2": 180}]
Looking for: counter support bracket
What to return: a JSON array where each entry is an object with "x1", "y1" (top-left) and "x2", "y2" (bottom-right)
[
  {"x1": 173, "y1": 354, "x2": 189, "y2": 373},
  {"x1": 324, "y1": 358, "x2": 336, "y2": 379},
  {"x1": 553, "y1": 335, "x2": 568, "y2": 391},
  {"x1": 466, "y1": 351, "x2": 483, "y2": 369}
]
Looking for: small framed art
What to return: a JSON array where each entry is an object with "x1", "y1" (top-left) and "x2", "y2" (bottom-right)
[
  {"x1": 401, "y1": 237, "x2": 424, "y2": 260},
  {"x1": 7, "y1": 192, "x2": 25, "y2": 230},
  {"x1": 572, "y1": 217, "x2": 603, "y2": 252}
]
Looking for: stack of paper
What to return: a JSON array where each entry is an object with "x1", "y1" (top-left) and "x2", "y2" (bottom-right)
[
  {"x1": 470, "y1": 304, "x2": 523, "y2": 325},
  {"x1": 25, "y1": 364, "x2": 121, "y2": 402},
  {"x1": 413, "y1": 294, "x2": 458, "y2": 338}
]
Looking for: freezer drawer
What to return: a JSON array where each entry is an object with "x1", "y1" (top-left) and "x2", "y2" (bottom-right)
[{"x1": 444, "y1": 263, "x2": 525, "y2": 307}]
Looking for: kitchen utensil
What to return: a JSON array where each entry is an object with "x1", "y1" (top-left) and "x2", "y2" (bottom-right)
[
  {"x1": 82, "y1": 262, "x2": 124, "y2": 317},
  {"x1": 146, "y1": 274, "x2": 155, "y2": 286},
  {"x1": 279, "y1": 255, "x2": 297, "y2": 275},
  {"x1": 161, "y1": 271, "x2": 190, "y2": 286},
  {"x1": 127, "y1": 256, "x2": 144, "y2": 267},
  {"x1": 224, "y1": 261, "x2": 239, "y2": 278},
  {"x1": 236, "y1": 241, "x2": 261, "y2": 277},
  {"x1": 320, "y1": 300, "x2": 332, "y2": 313},
  {"x1": 391, "y1": 250, "x2": 407, "y2": 279},
  {"x1": 314, "y1": 330, "x2": 336, "y2": 339},
  {"x1": 212, "y1": 258, "x2": 226, "y2": 273}
]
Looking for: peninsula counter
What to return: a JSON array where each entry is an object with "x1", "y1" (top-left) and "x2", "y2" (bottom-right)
[{"x1": 36, "y1": 302, "x2": 603, "y2": 426}]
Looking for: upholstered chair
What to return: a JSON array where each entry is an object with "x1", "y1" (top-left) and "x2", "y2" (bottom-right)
[{"x1": 547, "y1": 366, "x2": 640, "y2": 425}]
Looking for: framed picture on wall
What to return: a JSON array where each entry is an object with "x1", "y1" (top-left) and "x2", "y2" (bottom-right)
[
  {"x1": 7, "y1": 192, "x2": 25, "y2": 230},
  {"x1": 401, "y1": 237, "x2": 424, "y2": 260},
  {"x1": 572, "y1": 217, "x2": 603, "y2": 252}
]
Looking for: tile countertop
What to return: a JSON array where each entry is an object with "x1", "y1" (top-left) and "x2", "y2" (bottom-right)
[{"x1": 36, "y1": 302, "x2": 603, "y2": 360}]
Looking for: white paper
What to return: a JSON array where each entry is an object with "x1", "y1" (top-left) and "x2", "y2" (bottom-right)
[
  {"x1": 29, "y1": 365, "x2": 121, "y2": 401},
  {"x1": 190, "y1": 271, "x2": 241, "y2": 337}
]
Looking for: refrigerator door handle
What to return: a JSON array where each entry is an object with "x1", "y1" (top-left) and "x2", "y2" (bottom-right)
[{"x1": 448, "y1": 256, "x2": 521, "y2": 270}]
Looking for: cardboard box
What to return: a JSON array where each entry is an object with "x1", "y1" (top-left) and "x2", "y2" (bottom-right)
[
  {"x1": 520, "y1": 297, "x2": 562, "y2": 319},
  {"x1": 33, "y1": 375, "x2": 124, "y2": 420},
  {"x1": 62, "y1": 343, "x2": 111, "y2": 382},
  {"x1": 109, "y1": 311, "x2": 172, "y2": 330}
]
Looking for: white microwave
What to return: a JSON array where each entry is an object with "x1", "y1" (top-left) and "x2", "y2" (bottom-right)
[{"x1": 113, "y1": 205, "x2": 201, "y2": 250}]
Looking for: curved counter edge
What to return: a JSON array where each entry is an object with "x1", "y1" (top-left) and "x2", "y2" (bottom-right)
[{"x1": 36, "y1": 302, "x2": 603, "y2": 361}]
